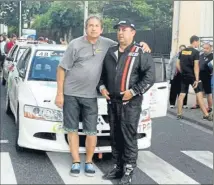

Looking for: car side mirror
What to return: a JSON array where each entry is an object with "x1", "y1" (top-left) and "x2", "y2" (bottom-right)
[{"x1": 19, "y1": 69, "x2": 25, "y2": 78}]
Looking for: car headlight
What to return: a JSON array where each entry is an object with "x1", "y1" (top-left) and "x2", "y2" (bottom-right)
[
  {"x1": 141, "y1": 109, "x2": 150, "y2": 122},
  {"x1": 24, "y1": 105, "x2": 63, "y2": 122}
]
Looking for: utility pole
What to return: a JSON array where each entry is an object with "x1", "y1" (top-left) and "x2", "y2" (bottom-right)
[
  {"x1": 19, "y1": 0, "x2": 22, "y2": 37},
  {"x1": 83, "y1": 1, "x2": 88, "y2": 35}
]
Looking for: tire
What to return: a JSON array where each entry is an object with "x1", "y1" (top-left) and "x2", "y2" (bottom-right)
[
  {"x1": 15, "y1": 106, "x2": 25, "y2": 152},
  {"x1": 5, "y1": 91, "x2": 12, "y2": 115}
]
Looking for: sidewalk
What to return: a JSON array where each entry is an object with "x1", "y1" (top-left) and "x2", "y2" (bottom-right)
[{"x1": 167, "y1": 86, "x2": 213, "y2": 130}]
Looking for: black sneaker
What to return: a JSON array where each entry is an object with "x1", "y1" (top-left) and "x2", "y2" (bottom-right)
[
  {"x1": 208, "y1": 108, "x2": 212, "y2": 113},
  {"x1": 177, "y1": 115, "x2": 183, "y2": 120},
  {"x1": 118, "y1": 165, "x2": 134, "y2": 185},
  {"x1": 203, "y1": 113, "x2": 213, "y2": 121},
  {"x1": 69, "y1": 163, "x2": 80, "y2": 177},
  {"x1": 103, "y1": 164, "x2": 123, "y2": 180}
]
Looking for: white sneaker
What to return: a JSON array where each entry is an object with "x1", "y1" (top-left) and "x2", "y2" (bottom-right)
[
  {"x1": 183, "y1": 105, "x2": 188, "y2": 109},
  {"x1": 170, "y1": 105, "x2": 175, "y2": 108}
]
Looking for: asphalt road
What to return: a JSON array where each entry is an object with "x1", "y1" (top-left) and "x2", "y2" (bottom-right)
[{"x1": 0, "y1": 83, "x2": 213, "y2": 185}]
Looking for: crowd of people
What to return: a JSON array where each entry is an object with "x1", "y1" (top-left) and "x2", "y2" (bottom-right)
[{"x1": 167, "y1": 35, "x2": 213, "y2": 121}]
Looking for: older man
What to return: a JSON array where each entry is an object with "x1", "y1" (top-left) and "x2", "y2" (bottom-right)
[
  {"x1": 98, "y1": 20, "x2": 155, "y2": 184},
  {"x1": 55, "y1": 16, "x2": 150, "y2": 177}
]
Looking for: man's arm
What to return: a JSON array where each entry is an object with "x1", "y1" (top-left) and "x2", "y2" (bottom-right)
[
  {"x1": 130, "y1": 52, "x2": 155, "y2": 96},
  {"x1": 176, "y1": 59, "x2": 181, "y2": 72},
  {"x1": 57, "y1": 41, "x2": 77, "y2": 95},
  {"x1": 56, "y1": 66, "x2": 65, "y2": 95},
  {"x1": 97, "y1": 54, "x2": 110, "y2": 100},
  {"x1": 97, "y1": 54, "x2": 107, "y2": 92},
  {"x1": 193, "y1": 51, "x2": 200, "y2": 82},
  {"x1": 166, "y1": 57, "x2": 174, "y2": 80},
  {"x1": 194, "y1": 60, "x2": 200, "y2": 82}
]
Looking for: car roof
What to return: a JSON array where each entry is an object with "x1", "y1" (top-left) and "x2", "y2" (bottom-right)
[{"x1": 30, "y1": 44, "x2": 67, "y2": 51}]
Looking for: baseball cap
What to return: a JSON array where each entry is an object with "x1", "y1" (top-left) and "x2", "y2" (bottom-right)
[{"x1": 113, "y1": 20, "x2": 136, "y2": 30}]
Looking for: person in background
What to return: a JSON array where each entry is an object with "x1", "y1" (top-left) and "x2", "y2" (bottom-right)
[
  {"x1": 167, "y1": 45, "x2": 188, "y2": 108},
  {"x1": 198, "y1": 43, "x2": 213, "y2": 112},
  {"x1": 176, "y1": 35, "x2": 212, "y2": 121},
  {"x1": 0, "y1": 34, "x2": 6, "y2": 72},
  {"x1": 60, "y1": 37, "x2": 68, "y2": 45},
  {"x1": 5, "y1": 34, "x2": 17, "y2": 54},
  {"x1": 38, "y1": 37, "x2": 46, "y2": 44}
]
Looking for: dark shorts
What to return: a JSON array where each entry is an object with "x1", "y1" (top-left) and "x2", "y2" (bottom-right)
[
  {"x1": 180, "y1": 77, "x2": 203, "y2": 94},
  {"x1": 63, "y1": 95, "x2": 98, "y2": 135},
  {"x1": 200, "y1": 72, "x2": 212, "y2": 94}
]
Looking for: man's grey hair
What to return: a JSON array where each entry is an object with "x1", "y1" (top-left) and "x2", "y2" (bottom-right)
[
  {"x1": 85, "y1": 15, "x2": 103, "y2": 28},
  {"x1": 203, "y1": 42, "x2": 213, "y2": 47}
]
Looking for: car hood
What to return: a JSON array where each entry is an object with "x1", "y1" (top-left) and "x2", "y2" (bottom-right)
[
  {"x1": 27, "y1": 81, "x2": 59, "y2": 109},
  {"x1": 26, "y1": 81, "x2": 108, "y2": 114}
]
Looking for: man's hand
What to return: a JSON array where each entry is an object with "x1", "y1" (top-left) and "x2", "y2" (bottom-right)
[
  {"x1": 101, "y1": 88, "x2": 110, "y2": 100},
  {"x1": 121, "y1": 90, "x2": 133, "y2": 101},
  {"x1": 193, "y1": 81, "x2": 199, "y2": 89},
  {"x1": 55, "y1": 94, "x2": 64, "y2": 108},
  {"x1": 139, "y1": 42, "x2": 151, "y2": 53}
]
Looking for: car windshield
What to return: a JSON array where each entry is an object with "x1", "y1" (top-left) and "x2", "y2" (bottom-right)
[{"x1": 28, "y1": 50, "x2": 65, "y2": 81}]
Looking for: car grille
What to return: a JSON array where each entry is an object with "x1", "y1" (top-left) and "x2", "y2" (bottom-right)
[
  {"x1": 33, "y1": 132, "x2": 56, "y2": 140},
  {"x1": 65, "y1": 135, "x2": 111, "y2": 147}
]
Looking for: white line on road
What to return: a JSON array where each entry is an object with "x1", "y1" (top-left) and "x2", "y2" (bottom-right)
[
  {"x1": 137, "y1": 151, "x2": 200, "y2": 184},
  {"x1": 0, "y1": 140, "x2": 9, "y2": 143},
  {"x1": 182, "y1": 151, "x2": 213, "y2": 169},
  {"x1": 47, "y1": 152, "x2": 112, "y2": 184},
  {"x1": 167, "y1": 114, "x2": 213, "y2": 135},
  {"x1": 0, "y1": 152, "x2": 17, "y2": 184}
]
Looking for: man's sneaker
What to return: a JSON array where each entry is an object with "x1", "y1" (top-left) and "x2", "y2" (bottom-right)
[
  {"x1": 85, "y1": 163, "x2": 95, "y2": 177},
  {"x1": 102, "y1": 164, "x2": 123, "y2": 180},
  {"x1": 177, "y1": 115, "x2": 183, "y2": 120},
  {"x1": 183, "y1": 105, "x2": 188, "y2": 109},
  {"x1": 119, "y1": 165, "x2": 134, "y2": 185},
  {"x1": 190, "y1": 104, "x2": 200, "y2": 109},
  {"x1": 170, "y1": 105, "x2": 175, "y2": 109},
  {"x1": 207, "y1": 108, "x2": 212, "y2": 113},
  {"x1": 203, "y1": 113, "x2": 213, "y2": 121},
  {"x1": 69, "y1": 163, "x2": 80, "y2": 177}
]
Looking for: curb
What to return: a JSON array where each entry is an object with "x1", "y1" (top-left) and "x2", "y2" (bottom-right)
[{"x1": 167, "y1": 109, "x2": 213, "y2": 130}]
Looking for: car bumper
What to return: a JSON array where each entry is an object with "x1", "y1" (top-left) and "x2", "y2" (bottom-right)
[{"x1": 18, "y1": 116, "x2": 152, "y2": 153}]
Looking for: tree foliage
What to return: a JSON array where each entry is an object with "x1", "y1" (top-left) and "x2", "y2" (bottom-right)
[{"x1": 1, "y1": 0, "x2": 173, "y2": 40}]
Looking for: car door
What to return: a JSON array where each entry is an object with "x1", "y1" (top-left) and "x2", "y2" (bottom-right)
[
  {"x1": 10, "y1": 49, "x2": 31, "y2": 112},
  {"x1": 148, "y1": 54, "x2": 169, "y2": 118}
]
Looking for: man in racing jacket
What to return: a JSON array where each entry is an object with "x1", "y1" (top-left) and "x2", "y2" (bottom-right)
[{"x1": 98, "y1": 20, "x2": 155, "y2": 184}]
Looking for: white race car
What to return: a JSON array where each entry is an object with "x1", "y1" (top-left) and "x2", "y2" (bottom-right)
[{"x1": 6, "y1": 44, "x2": 168, "y2": 154}]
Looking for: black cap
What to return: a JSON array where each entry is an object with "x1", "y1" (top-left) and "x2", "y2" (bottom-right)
[{"x1": 113, "y1": 20, "x2": 136, "y2": 30}]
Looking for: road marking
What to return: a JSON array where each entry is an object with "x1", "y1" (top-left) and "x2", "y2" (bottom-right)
[
  {"x1": 0, "y1": 140, "x2": 9, "y2": 143},
  {"x1": 137, "y1": 151, "x2": 200, "y2": 184},
  {"x1": 182, "y1": 151, "x2": 213, "y2": 169},
  {"x1": 167, "y1": 114, "x2": 213, "y2": 135},
  {"x1": 0, "y1": 152, "x2": 17, "y2": 184},
  {"x1": 47, "y1": 152, "x2": 112, "y2": 184}
]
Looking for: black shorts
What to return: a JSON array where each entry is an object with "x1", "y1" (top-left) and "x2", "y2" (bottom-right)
[
  {"x1": 200, "y1": 72, "x2": 212, "y2": 94},
  {"x1": 180, "y1": 78, "x2": 203, "y2": 94},
  {"x1": 63, "y1": 95, "x2": 98, "y2": 135}
]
